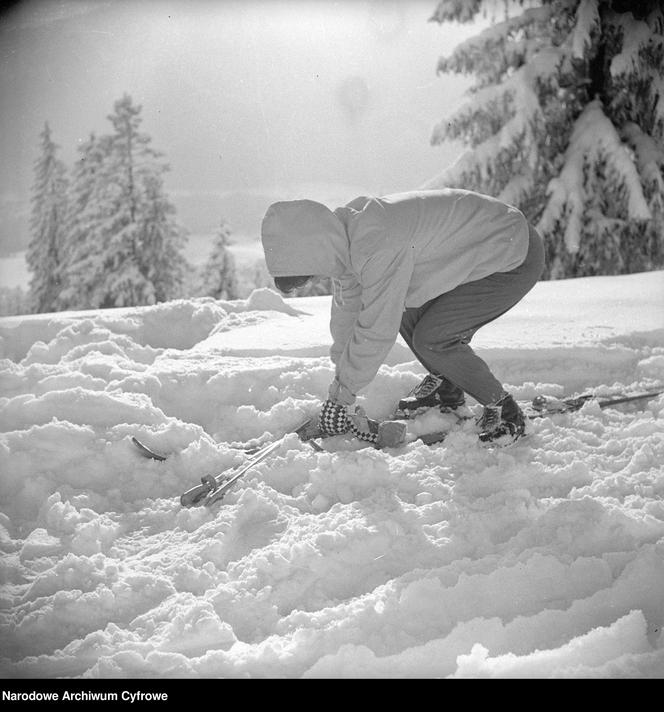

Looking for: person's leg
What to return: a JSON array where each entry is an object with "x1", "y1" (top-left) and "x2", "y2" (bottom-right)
[
  {"x1": 399, "y1": 303, "x2": 465, "y2": 412},
  {"x1": 399, "y1": 306, "x2": 425, "y2": 367},
  {"x1": 409, "y1": 223, "x2": 545, "y2": 405}
]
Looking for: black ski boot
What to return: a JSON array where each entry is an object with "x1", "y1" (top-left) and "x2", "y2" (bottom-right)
[
  {"x1": 395, "y1": 374, "x2": 465, "y2": 419},
  {"x1": 477, "y1": 393, "x2": 526, "y2": 444}
]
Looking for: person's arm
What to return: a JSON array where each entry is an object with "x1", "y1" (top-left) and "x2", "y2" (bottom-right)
[
  {"x1": 329, "y1": 272, "x2": 362, "y2": 367},
  {"x1": 331, "y1": 243, "x2": 415, "y2": 401}
]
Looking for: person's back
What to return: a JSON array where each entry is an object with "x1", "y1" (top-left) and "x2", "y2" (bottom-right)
[{"x1": 335, "y1": 189, "x2": 530, "y2": 308}]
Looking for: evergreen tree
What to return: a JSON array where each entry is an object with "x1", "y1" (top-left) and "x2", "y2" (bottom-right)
[
  {"x1": 58, "y1": 132, "x2": 110, "y2": 309},
  {"x1": 60, "y1": 95, "x2": 188, "y2": 309},
  {"x1": 200, "y1": 220, "x2": 239, "y2": 300},
  {"x1": 426, "y1": 0, "x2": 664, "y2": 278},
  {"x1": 27, "y1": 123, "x2": 69, "y2": 312}
]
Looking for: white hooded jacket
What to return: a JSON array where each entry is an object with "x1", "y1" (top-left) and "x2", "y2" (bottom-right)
[{"x1": 261, "y1": 189, "x2": 529, "y2": 402}]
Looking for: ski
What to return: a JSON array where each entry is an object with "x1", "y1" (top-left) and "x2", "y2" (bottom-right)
[
  {"x1": 181, "y1": 437, "x2": 284, "y2": 508},
  {"x1": 131, "y1": 432, "x2": 316, "y2": 461},
  {"x1": 178, "y1": 418, "x2": 321, "y2": 508},
  {"x1": 131, "y1": 436, "x2": 167, "y2": 461},
  {"x1": 529, "y1": 388, "x2": 663, "y2": 416},
  {"x1": 132, "y1": 419, "x2": 323, "y2": 508},
  {"x1": 412, "y1": 388, "x2": 664, "y2": 446}
]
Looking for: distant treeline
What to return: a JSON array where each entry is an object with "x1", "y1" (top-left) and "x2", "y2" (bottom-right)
[{"x1": 22, "y1": 95, "x2": 243, "y2": 316}]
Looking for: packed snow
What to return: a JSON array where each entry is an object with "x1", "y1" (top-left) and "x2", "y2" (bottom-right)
[{"x1": 1, "y1": 270, "x2": 663, "y2": 678}]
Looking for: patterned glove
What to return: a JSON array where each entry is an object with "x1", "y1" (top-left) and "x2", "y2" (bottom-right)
[
  {"x1": 348, "y1": 407, "x2": 408, "y2": 449},
  {"x1": 347, "y1": 407, "x2": 378, "y2": 445},
  {"x1": 318, "y1": 399, "x2": 351, "y2": 436}
]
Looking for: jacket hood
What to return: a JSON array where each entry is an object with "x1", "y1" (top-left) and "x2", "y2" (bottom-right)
[{"x1": 261, "y1": 199, "x2": 349, "y2": 278}]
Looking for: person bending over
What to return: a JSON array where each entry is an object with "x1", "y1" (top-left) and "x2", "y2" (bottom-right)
[{"x1": 261, "y1": 188, "x2": 545, "y2": 445}]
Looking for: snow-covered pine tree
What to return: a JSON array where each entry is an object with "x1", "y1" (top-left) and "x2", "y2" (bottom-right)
[
  {"x1": 135, "y1": 171, "x2": 189, "y2": 304},
  {"x1": 61, "y1": 95, "x2": 188, "y2": 309},
  {"x1": 58, "y1": 132, "x2": 110, "y2": 310},
  {"x1": 27, "y1": 123, "x2": 69, "y2": 312},
  {"x1": 101, "y1": 94, "x2": 188, "y2": 307},
  {"x1": 200, "y1": 220, "x2": 239, "y2": 300},
  {"x1": 426, "y1": 0, "x2": 664, "y2": 278}
]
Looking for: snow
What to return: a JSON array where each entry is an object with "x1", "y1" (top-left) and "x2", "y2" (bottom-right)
[
  {"x1": 609, "y1": 9, "x2": 664, "y2": 126},
  {"x1": 571, "y1": 0, "x2": 600, "y2": 60},
  {"x1": 609, "y1": 13, "x2": 658, "y2": 78},
  {"x1": 1, "y1": 270, "x2": 663, "y2": 678},
  {"x1": 539, "y1": 101, "x2": 652, "y2": 252},
  {"x1": 622, "y1": 122, "x2": 664, "y2": 197}
]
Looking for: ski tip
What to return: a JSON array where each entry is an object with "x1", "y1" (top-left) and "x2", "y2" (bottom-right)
[{"x1": 131, "y1": 436, "x2": 167, "y2": 461}]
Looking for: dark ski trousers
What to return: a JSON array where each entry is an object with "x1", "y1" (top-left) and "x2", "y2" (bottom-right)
[{"x1": 399, "y1": 223, "x2": 545, "y2": 406}]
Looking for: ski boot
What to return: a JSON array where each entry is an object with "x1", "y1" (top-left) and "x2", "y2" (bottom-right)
[
  {"x1": 477, "y1": 393, "x2": 526, "y2": 444},
  {"x1": 395, "y1": 374, "x2": 466, "y2": 419}
]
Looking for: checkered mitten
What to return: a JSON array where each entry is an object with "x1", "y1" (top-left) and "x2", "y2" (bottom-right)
[
  {"x1": 318, "y1": 399, "x2": 350, "y2": 436},
  {"x1": 347, "y1": 407, "x2": 379, "y2": 445}
]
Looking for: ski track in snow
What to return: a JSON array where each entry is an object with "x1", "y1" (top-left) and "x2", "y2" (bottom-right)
[{"x1": 0, "y1": 274, "x2": 663, "y2": 679}]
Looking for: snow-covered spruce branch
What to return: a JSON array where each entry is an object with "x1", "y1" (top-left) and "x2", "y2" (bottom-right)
[
  {"x1": 427, "y1": 62, "x2": 545, "y2": 206},
  {"x1": 435, "y1": 4, "x2": 556, "y2": 87},
  {"x1": 621, "y1": 122, "x2": 664, "y2": 200},
  {"x1": 539, "y1": 100, "x2": 651, "y2": 252}
]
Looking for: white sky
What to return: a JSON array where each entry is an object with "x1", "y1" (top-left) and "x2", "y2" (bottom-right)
[{"x1": 0, "y1": 0, "x2": 484, "y2": 249}]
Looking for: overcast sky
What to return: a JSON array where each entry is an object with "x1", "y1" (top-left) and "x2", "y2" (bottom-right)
[{"x1": 0, "y1": 0, "x2": 484, "y2": 253}]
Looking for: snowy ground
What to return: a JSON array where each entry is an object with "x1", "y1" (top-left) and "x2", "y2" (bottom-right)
[{"x1": 0, "y1": 270, "x2": 663, "y2": 678}]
